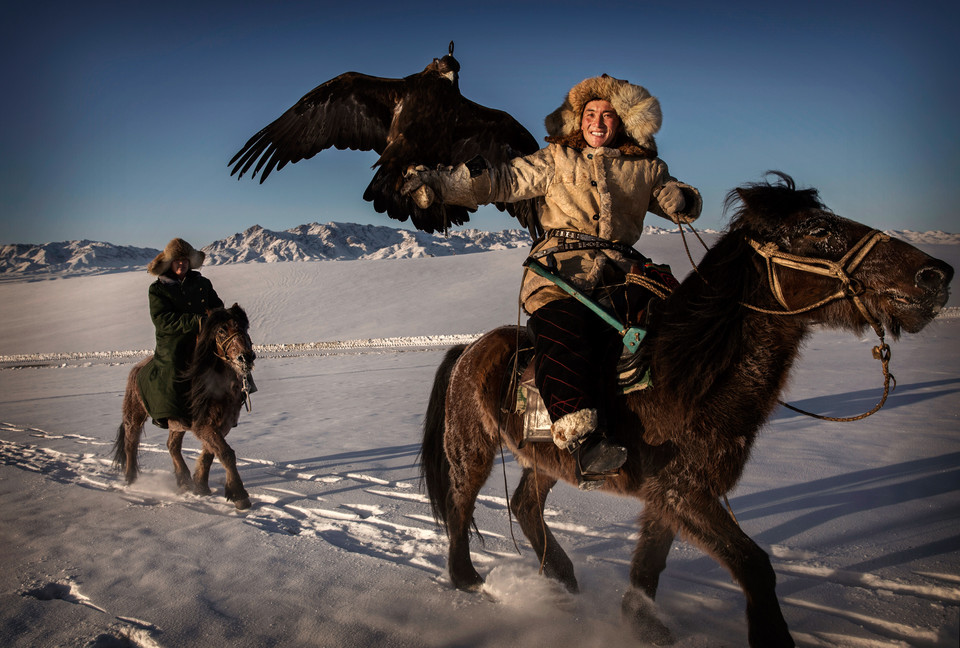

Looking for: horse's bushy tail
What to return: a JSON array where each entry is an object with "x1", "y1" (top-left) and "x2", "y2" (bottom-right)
[
  {"x1": 114, "y1": 361, "x2": 148, "y2": 483},
  {"x1": 420, "y1": 344, "x2": 468, "y2": 529}
]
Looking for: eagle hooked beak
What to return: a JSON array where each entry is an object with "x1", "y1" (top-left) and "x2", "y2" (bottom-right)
[{"x1": 436, "y1": 41, "x2": 459, "y2": 85}]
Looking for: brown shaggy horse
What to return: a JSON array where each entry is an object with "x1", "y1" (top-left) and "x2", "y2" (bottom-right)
[
  {"x1": 114, "y1": 303, "x2": 256, "y2": 510},
  {"x1": 420, "y1": 174, "x2": 953, "y2": 647}
]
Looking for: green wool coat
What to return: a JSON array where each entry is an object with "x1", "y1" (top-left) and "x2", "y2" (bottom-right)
[{"x1": 137, "y1": 270, "x2": 224, "y2": 422}]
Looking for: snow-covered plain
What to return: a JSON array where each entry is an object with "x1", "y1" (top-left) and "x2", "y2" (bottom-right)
[{"x1": 1, "y1": 235, "x2": 958, "y2": 648}]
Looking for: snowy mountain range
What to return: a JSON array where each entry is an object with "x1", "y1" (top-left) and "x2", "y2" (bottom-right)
[
  {"x1": 0, "y1": 239, "x2": 161, "y2": 277},
  {"x1": 202, "y1": 222, "x2": 533, "y2": 264},
  {"x1": 1, "y1": 221, "x2": 956, "y2": 278},
  {"x1": 0, "y1": 222, "x2": 533, "y2": 277}
]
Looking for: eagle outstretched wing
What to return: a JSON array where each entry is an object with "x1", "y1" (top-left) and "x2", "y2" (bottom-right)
[{"x1": 229, "y1": 44, "x2": 542, "y2": 236}]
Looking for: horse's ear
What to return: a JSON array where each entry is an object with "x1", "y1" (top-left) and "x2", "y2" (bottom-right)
[
  {"x1": 735, "y1": 187, "x2": 749, "y2": 206},
  {"x1": 727, "y1": 186, "x2": 764, "y2": 233},
  {"x1": 735, "y1": 188, "x2": 764, "y2": 223},
  {"x1": 228, "y1": 303, "x2": 249, "y2": 328}
]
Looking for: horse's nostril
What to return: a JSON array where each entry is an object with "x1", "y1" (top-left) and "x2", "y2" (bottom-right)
[{"x1": 916, "y1": 266, "x2": 947, "y2": 291}]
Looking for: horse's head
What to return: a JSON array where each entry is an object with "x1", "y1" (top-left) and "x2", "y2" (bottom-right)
[
  {"x1": 200, "y1": 303, "x2": 256, "y2": 376},
  {"x1": 727, "y1": 172, "x2": 953, "y2": 337}
]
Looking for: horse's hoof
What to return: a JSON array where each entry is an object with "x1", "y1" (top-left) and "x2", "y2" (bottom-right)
[
  {"x1": 622, "y1": 589, "x2": 674, "y2": 645},
  {"x1": 451, "y1": 573, "x2": 484, "y2": 592},
  {"x1": 233, "y1": 497, "x2": 252, "y2": 510}
]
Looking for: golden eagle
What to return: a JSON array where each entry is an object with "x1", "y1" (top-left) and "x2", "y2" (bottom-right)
[{"x1": 229, "y1": 42, "x2": 541, "y2": 236}]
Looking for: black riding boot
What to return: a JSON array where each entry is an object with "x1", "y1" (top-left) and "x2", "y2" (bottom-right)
[
  {"x1": 571, "y1": 432, "x2": 627, "y2": 491},
  {"x1": 576, "y1": 433, "x2": 627, "y2": 474}
]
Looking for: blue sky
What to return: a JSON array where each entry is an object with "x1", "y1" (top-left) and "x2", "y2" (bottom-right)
[{"x1": 1, "y1": 0, "x2": 957, "y2": 247}]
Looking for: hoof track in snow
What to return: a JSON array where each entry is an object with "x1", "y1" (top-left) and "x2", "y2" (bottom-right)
[{"x1": 1, "y1": 421, "x2": 454, "y2": 576}]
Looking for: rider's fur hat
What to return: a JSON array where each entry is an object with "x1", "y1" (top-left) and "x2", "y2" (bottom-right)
[
  {"x1": 545, "y1": 74, "x2": 661, "y2": 152},
  {"x1": 148, "y1": 238, "x2": 205, "y2": 276}
]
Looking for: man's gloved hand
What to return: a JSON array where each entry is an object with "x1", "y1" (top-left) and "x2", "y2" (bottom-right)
[
  {"x1": 401, "y1": 163, "x2": 481, "y2": 210},
  {"x1": 401, "y1": 165, "x2": 438, "y2": 209},
  {"x1": 656, "y1": 183, "x2": 686, "y2": 215}
]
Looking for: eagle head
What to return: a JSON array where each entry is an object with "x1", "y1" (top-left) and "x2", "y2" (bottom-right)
[{"x1": 425, "y1": 41, "x2": 460, "y2": 87}]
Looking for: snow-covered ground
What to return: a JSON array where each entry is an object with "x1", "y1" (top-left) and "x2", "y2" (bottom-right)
[{"x1": 1, "y1": 238, "x2": 958, "y2": 647}]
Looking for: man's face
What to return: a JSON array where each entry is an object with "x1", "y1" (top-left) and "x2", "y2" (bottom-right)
[
  {"x1": 581, "y1": 99, "x2": 620, "y2": 148},
  {"x1": 171, "y1": 259, "x2": 189, "y2": 277}
]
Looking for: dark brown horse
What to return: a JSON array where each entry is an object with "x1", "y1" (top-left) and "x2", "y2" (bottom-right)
[
  {"x1": 114, "y1": 303, "x2": 256, "y2": 510},
  {"x1": 420, "y1": 174, "x2": 953, "y2": 647}
]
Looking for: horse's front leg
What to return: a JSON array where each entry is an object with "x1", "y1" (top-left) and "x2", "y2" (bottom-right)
[
  {"x1": 192, "y1": 450, "x2": 214, "y2": 496},
  {"x1": 675, "y1": 494, "x2": 794, "y2": 648},
  {"x1": 621, "y1": 506, "x2": 677, "y2": 645},
  {"x1": 166, "y1": 427, "x2": 193, "y2": 491},
  {"x1": 510, "y1": 467, "x2": 578, "y2": 593},
  {"x1": 194, "y1": 425, "x2": 251, "y2": 510}
]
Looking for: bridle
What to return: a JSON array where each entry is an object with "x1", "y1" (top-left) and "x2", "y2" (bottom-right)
[
  {"x1": 214, "y1": 330, "x2": 242, "y2": 363},
  {"x1": 215, "y1": 328, "x2": 256, "y2": 412},
  {"x1": 743, "y1": 229, "x2": 894, "y2": 421},
  {"x1": 680, "y1": 225, "x2": 896, "y2": 422},
  {"x1": 743, "y1": 229, "x2": 890, "y2": 338}
]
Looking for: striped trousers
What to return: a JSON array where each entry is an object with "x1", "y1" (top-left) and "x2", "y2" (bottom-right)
[{"x1": 526, "y1": 296, "x2": 625, "y2": 425}]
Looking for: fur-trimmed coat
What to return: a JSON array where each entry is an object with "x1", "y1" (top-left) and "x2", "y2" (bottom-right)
[
  {"x1": 458, "y1": 142, "x2": 701, "y2": 313},
  {"x1": 136, "y1": 270, "x2": 223, "y2": 421}
]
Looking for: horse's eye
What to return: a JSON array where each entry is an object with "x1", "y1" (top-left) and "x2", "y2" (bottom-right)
[{"x1": 807, "y1": 227, "x2": 830, "y2": 239}]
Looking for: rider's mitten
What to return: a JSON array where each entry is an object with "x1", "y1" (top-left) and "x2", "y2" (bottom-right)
[
  {"x1": 655, "y1": 182, "x2": 702, "y2": 224},
  {"x1": 656, "y1": 183, "x2": 686, "y2": 215},
  {"x1": 401, "y1": 163, "x2": 481, "y2": 210}
]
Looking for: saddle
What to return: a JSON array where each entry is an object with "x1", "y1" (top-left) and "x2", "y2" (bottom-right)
[
  {"x1": 513, "y1": 346, "x2": 654, "y2": 447},
  {"x1": 512, "y1": 261, "x2": 677, "y2": 447}
]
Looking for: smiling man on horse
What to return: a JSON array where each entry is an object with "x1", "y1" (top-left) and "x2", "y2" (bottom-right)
[
  {"x1": 404, "y1": 74, "x2": 701, "y2": 487},
  {"x1": 138, "y1": 237, "x2": 224, "y2": 429}
]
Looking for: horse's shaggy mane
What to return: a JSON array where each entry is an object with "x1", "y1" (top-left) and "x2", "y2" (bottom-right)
[
  {"x1": 648, "y1": 172, "x2": 817, "y2": 410},
  {"x1": 726, "y1": 171, "x2": 827, "y2": 239},
  {"x1": 183, "y1": 304, "x2": 249, "y2": 426}
]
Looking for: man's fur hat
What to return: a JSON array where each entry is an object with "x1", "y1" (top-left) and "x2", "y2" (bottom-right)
[
  {"x1": 147, "y1": 238, "x2": 205, "y2": 276},
  {"x1": 545, "y1": 74, "x2": 661, "y2": 151}
]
